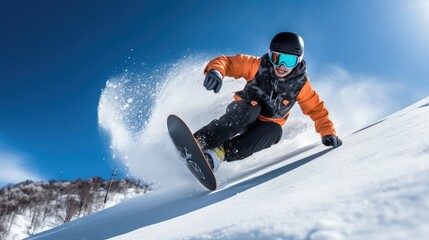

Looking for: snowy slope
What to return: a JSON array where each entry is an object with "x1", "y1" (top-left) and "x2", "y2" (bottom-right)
[
  {"x1": 32, "y1": 54, "x2": 429, "y2": 239},
  {"x1": 29, "y1": 91, "x2": 429, "y2": 240}
]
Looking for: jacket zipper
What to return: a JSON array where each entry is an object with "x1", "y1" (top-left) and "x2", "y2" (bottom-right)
[{"x1": 270, "y1": 79, "x2": 278, "y2": 101}]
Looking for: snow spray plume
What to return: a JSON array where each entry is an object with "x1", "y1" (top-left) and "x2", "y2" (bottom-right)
[
  {"x1": 98, "y1": 56, "x2": 401, "y2": 189},
  {"x1": 98, "y1": 55, "x2": 245, "y2": 189}
]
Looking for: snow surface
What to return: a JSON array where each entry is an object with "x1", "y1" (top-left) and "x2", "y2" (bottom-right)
[{"x1": 28, "y1": 57, "x2": 429, "y2": 239}]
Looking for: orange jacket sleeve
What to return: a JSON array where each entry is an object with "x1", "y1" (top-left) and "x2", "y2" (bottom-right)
[
  {"x1": 297, "y1": 80, "x2": 336, "y2": 137},
  {"x1": 203, "y1": 54, "x2": 261, "y2": 81}
]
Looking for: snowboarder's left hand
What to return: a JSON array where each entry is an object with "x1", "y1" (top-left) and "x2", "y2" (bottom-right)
[{"x1": 322, "y1": 135, "x2": 342, "y2": 148}]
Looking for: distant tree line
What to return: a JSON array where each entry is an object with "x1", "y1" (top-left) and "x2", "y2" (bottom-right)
[{"x1": 0, "y1": 177, "x2": 150, "y2": 239}]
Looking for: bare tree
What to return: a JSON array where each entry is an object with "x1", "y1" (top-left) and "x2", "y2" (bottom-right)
[
  {"x1": 76, "y1": 180, "x2": 93, "y2": 218},
  {"x1": 64, "y1": 196, "x2": 79, "y2": 223},
  {"x1": 42, "y1": 181, "x2": 58, "y2": 223}
]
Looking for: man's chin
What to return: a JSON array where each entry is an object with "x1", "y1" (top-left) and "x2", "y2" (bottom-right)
[
  {"x1": 274, "y1": 68, "x2": 290, "y2": 78},
  {"x1": 274, "y1": 71, "x2": 288, "y2": 78}
]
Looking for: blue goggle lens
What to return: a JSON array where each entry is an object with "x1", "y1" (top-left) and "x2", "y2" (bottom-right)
[{"x1": 269, "y1": 51, "x2": 299, "y2": 69}]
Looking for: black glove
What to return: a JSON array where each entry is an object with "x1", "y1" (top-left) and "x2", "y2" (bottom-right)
[
  {"x1": 203, "y1": 70, "x2": 222, "y2": 93},
  {"x1": 322, "y1": 135, "x2": 342, "y2": 148}
]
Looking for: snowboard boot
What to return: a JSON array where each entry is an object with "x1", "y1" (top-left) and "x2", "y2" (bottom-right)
[{"x1": 203, "y1": 145, "x2": 225, "y2": 172}]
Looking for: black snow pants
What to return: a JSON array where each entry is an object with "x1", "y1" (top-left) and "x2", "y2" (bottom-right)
[{"x1": 193, "y1": 100, "x2": 283, "y2": 162}]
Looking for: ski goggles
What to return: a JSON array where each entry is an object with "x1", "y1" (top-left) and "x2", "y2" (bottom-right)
[{"x1": 269, "y1": 51, "x2": 301, "y2": 69}]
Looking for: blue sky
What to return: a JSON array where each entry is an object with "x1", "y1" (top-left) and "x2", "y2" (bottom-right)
[{"x1": 1, "y1": 0, "x2": 428, "y2": 186}]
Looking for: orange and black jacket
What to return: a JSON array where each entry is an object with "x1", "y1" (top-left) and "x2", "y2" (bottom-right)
[{"x1": 204, "y1": 53, "x2": 336, "y2": 137}]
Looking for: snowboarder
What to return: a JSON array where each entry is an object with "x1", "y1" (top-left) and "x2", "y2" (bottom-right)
[{"x1": 194, "y1": 32, "x2": 342, "y2": 172}]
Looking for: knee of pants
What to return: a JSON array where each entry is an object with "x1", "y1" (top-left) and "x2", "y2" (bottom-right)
[
  {"x1": 268, "y1": 122, "x2": 283, "y2": 145},
  {"x1": 226, "y1": 100, "x2": 261, "y2": 126},
  {"x1": 224, "y1": 121, "x2": 283, "y2": 162}
]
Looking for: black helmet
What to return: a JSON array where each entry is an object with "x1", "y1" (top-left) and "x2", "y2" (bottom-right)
[{"x1": 270, "y1": 32, "x2": 304, "y2": 57}]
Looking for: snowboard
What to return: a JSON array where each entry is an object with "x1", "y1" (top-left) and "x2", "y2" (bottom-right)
[{"x1": 167, "y1": 114, "x2": 217, "y2": 191}]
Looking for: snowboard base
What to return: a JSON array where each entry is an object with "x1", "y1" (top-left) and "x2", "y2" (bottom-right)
[{"x1": 167, "y1": 114, "x2": 217, "y2": 191}]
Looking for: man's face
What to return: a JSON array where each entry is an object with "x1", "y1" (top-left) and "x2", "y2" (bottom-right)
[{"x1": 273, "y1": 64, "x2": 293, "y2": 78}]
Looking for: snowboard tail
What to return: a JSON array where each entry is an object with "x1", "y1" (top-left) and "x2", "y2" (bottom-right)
[{"x1": 167, "y1": 114, "x2": 217, "y2": 191}]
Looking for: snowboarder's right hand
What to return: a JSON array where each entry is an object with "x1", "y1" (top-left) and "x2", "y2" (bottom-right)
[
  {"x1": 322, "y1": 135, "x2": 342, "y2": 148},
  {"x1": 204, "y1": 70, "x2": 222, "y2": 93}
]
